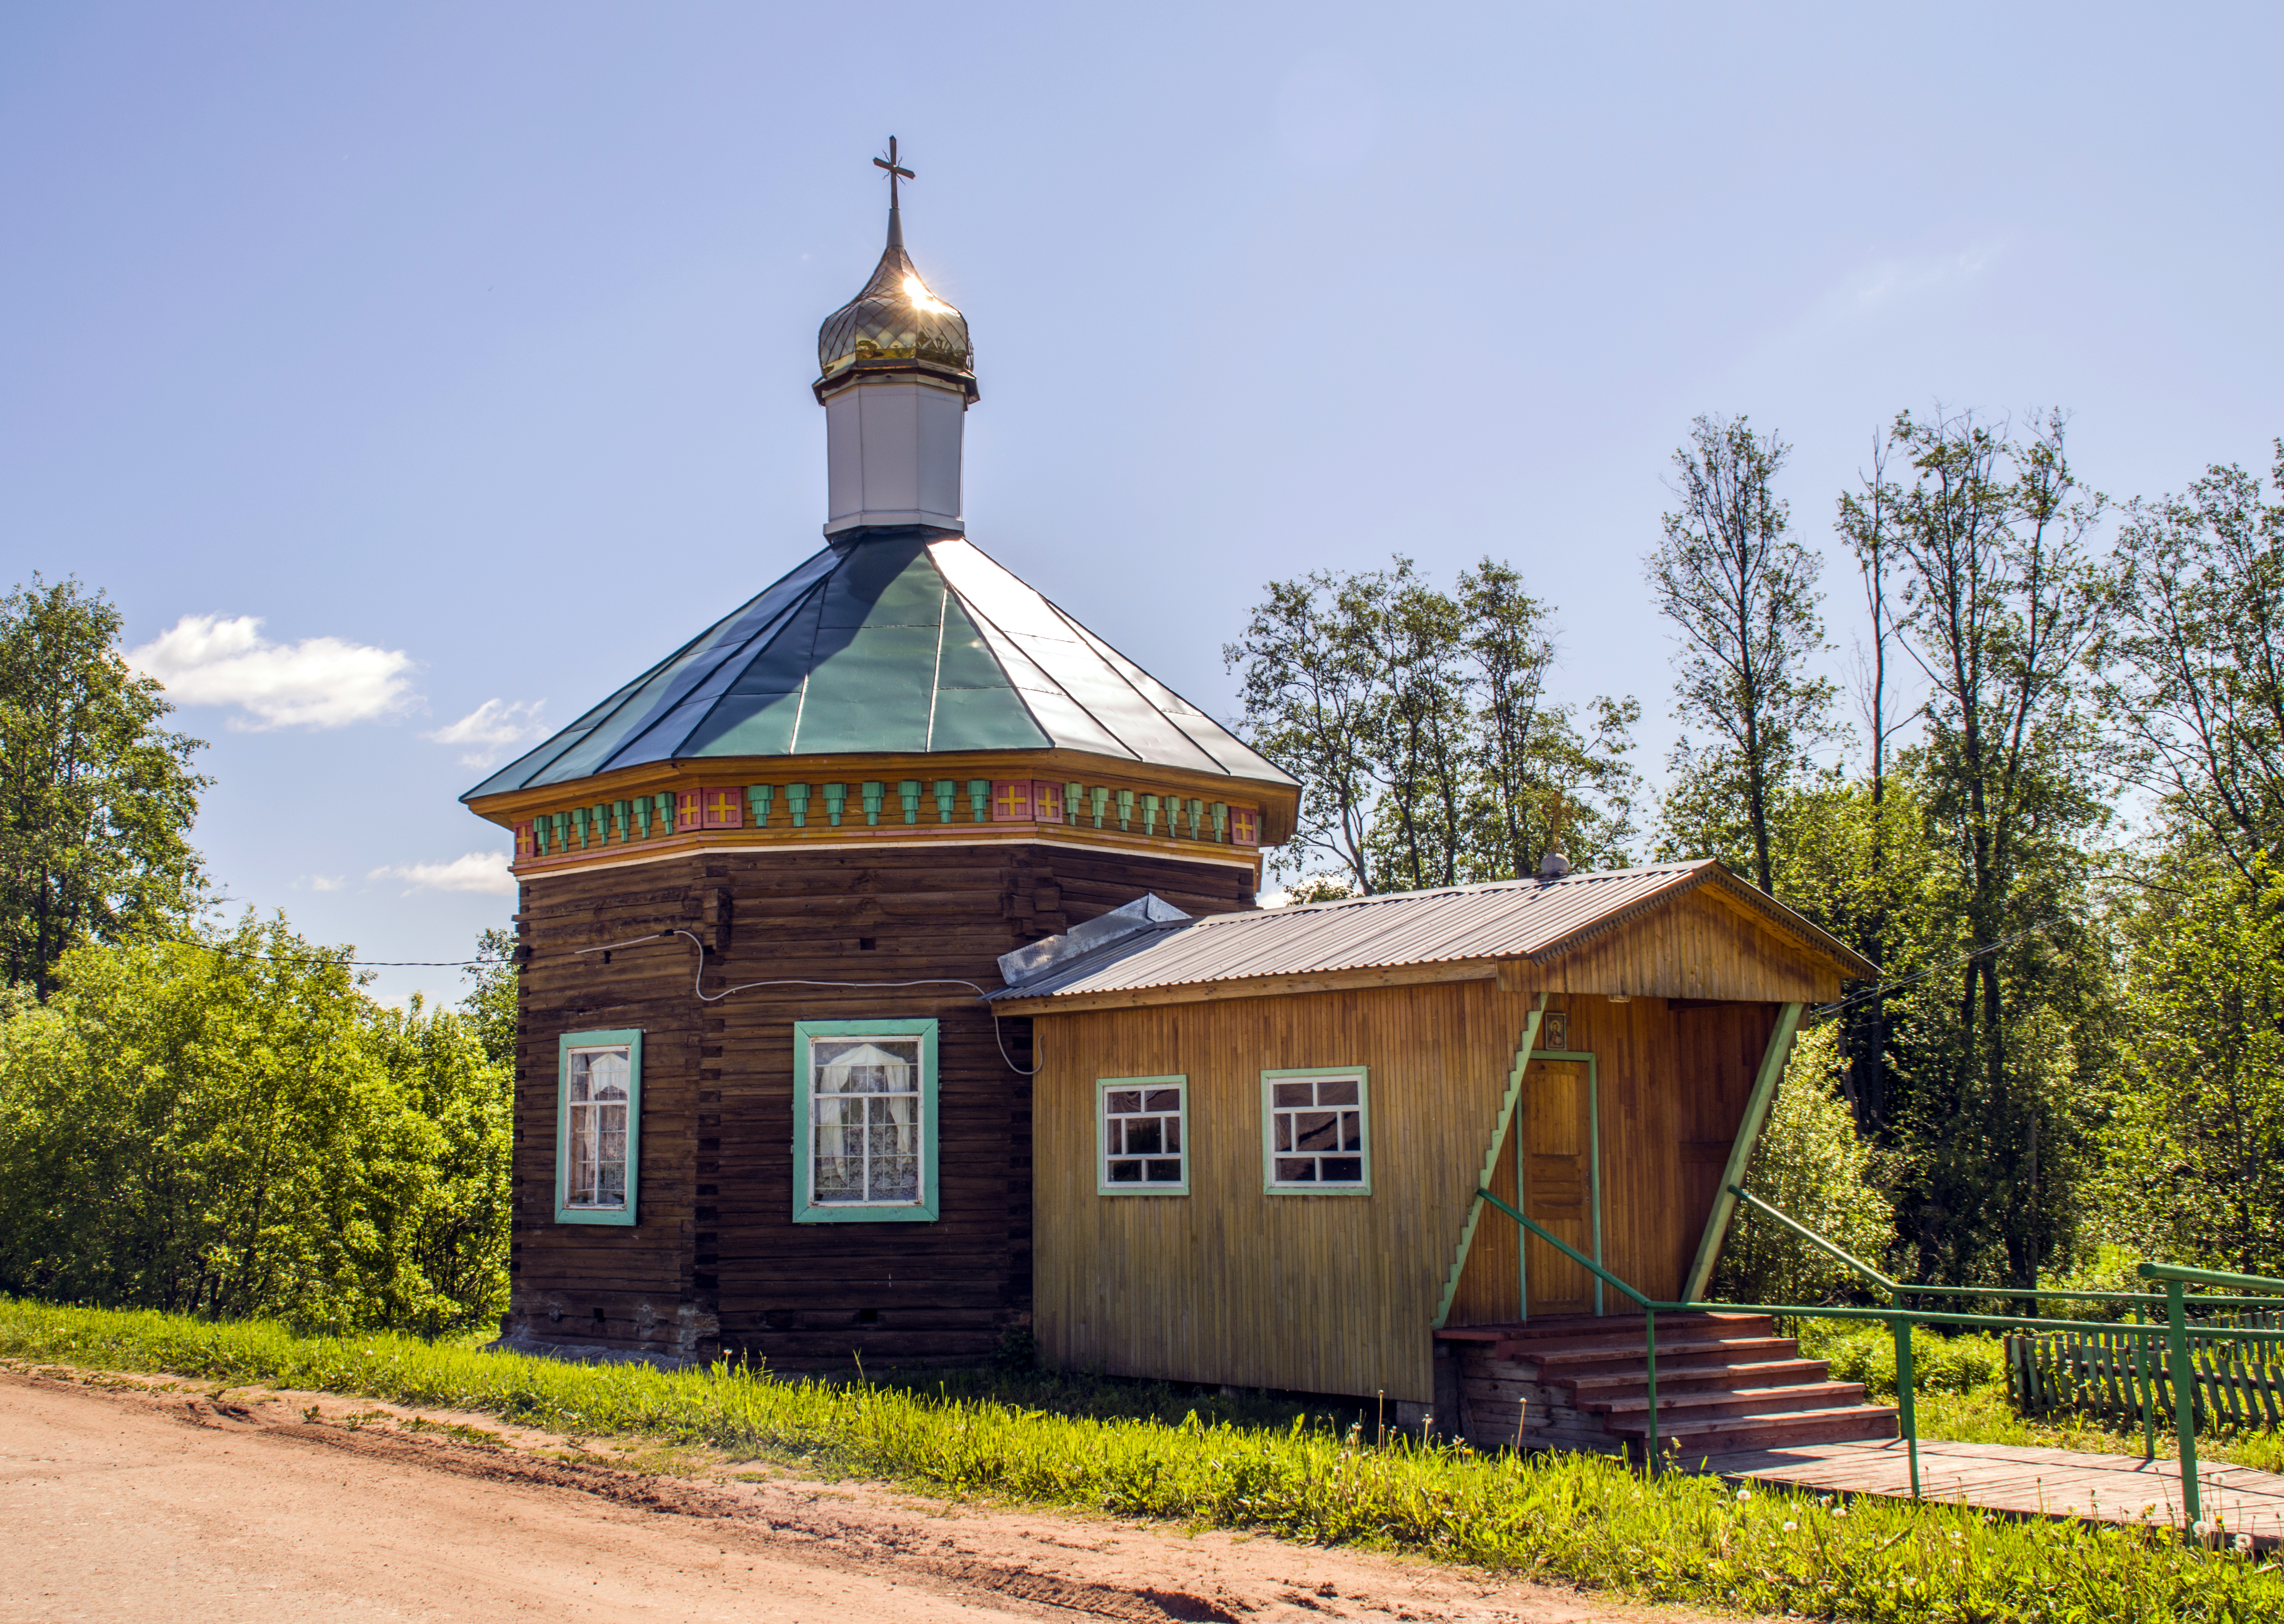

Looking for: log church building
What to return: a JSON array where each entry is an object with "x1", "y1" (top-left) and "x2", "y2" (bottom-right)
[{"x1": 464, "y1": 152, "x2": 1895, "y2": 1457}]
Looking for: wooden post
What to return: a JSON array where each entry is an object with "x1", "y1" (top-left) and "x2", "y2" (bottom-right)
[
  {"x1": 1682, "y1": 1002, "x2": 1804, "y2": 1303},
  {"x1": 1431, "y1": 997, "x2": 1545, "y2": 1330}
]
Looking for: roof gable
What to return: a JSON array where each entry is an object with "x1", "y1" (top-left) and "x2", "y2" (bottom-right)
[{"x1": 988, "y1": 860, "x2": 1875, "y2": 1009}]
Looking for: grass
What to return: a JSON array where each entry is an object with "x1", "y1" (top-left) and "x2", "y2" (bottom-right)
[{"x1": 3, "y1": 1299, "x2": 2280, "y2": 1622}]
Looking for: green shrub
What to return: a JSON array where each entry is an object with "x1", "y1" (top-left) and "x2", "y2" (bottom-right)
[
  {"x1": 1794, "y1": 1321, "x2": 2006, "y2": 1400},
  {"x1": 1712, "y1": 1025, "x2": 1896, "y2": 1306},
  {"x1": 0, "y1": 921, "x2": 508, "y2": 1334}
]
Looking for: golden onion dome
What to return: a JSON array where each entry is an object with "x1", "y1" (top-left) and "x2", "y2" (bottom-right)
[{"x1": 815, "y1": 208, "x2": 975, "y2": 398}]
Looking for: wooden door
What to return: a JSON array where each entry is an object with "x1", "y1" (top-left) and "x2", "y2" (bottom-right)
[{"x1": 1522, "y1": 1060, "x2": 1594, "y2": 1317}]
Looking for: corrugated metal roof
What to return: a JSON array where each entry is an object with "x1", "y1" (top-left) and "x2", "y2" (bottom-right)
[{"x1": 986, "y1": 860, "x2": 1874, "y2": 1002}]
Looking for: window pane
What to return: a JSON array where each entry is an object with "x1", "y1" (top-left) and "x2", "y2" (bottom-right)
[
  {"x1": 1107, "y1": 1089, "x2": 1141, "y2": 1114},
  {"x1": 1317, "y1": 1078, "x2": 1358, "y2": 1106},
  {"x1": 570, "y1": 1109, "x2": 597, "y2": 1202},
  {"x1": 869, "y1": 1154, "x2": 919, "y2": 1201},
  {"x1": 869, "y1": 1094, "x2": 918, "y2": 1129},
  {"x1": 867, "y1": 1116, "x2": 920, "y2": 1158},
  {"x1": 1108, "y1": 1159, "x2": 1142, "y2": 1182},
  {"x1": 1341, "y1": 1110, "x2": 1362, "y2": 1151},
  {"x1": 816, "y1": 1038, "x2": 920, "y2": 1094},
  {"x1": 814, "y1": 1118, "x2": 864, "y2": 1202},
  {"x1": 1320, "y1": 1156, "x2": 1363, "y2": 1183},
  {"x1": 1143, "y1": 1088, "x2": 1181, "y2": 1112},
  {"x1": 1145, "y1": 1159, "x2": 1182, "y2": 1181},
  {"x1": 1163, "y1": 1118, "x2": 1180, "y2": 1152},
  {"x1": 1123, "y1": 1118, "x2": 1162, "y2": 1155},
  {"x1": 1275, "y1": 1158, "x2": 1316, "y2": 1181},
  {"x1": 1272, "y1": 1083, "x2": 1312, "y2": 1108},
  {"x1": 1274, "y1": 1116, "x2": 1291, "y2": 1151},
  {"x1": 1106, "y1": 1120, "x2": 1124, "y2": 1154},
  {"x1": 1293, "y1": 1111, "x2": 1338, "y2": 1152}
]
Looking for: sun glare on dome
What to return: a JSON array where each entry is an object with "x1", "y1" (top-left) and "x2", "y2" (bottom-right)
[{"x1": 902, "y1": 274, "x2": 952, "y2": 315}]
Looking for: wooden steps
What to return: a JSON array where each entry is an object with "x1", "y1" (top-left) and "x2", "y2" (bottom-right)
[{"x1": 1438, "y1": 1313, "x2": 1899, "y2": 1460}]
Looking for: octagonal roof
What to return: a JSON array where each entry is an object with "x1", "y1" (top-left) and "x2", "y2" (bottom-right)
[{"x1": 462, "y1": 531, "x2": 1296, "y2": 800}]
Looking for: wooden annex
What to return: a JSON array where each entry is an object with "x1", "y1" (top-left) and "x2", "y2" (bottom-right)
[{"x1": 991, "y1": 861, "x2": 1891, "y2": 1451}]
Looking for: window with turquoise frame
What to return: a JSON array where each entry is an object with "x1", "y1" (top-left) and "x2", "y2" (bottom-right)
[
  {"x1": 557, "y1": 1028, "x2": 644, "y2": 1226},
  {"x1": 1261, "y1": 1066, "x2": 1371, "y2": 1194},
  {"x1": 793, "y1": 1019, "x2": 940, "y2": 1223}
]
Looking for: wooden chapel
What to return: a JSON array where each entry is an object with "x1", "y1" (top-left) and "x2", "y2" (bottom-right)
[{"x1": 460, "y1": 169, "x2": 1298, "y2": 1367}]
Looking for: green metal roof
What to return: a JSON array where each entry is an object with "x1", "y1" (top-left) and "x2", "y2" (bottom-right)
[{"x1": 463, "y1": 530, "x2": 1297, "y2": 800}]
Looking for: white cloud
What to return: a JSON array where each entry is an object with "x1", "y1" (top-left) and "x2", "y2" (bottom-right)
[
  {"x1": 293, "y1": 874, "x2": 346, "y2": 893},
  {"x1": 429, "y1": 698, "x2": 546, "y2": 766},
  {"x1": 129, "y1": 614, "x2": 417, "y2": 730},
  {"x1": 368, "y1": 851, "x2": 517, "y2": 896}
]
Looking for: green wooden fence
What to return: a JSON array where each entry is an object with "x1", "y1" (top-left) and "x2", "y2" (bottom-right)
[{"x1": 2007, "y1": 1323, "x2": 2284, "y2": 1433}]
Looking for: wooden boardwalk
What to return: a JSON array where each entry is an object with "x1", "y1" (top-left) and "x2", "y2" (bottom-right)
[{"x1": 1693, "y1": 1437, "x2": 2284, "y2": 1547}]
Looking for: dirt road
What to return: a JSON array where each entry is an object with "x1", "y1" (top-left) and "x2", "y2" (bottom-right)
[{"x1": 0, "y1": 1367, "x2": 1691, "y2": 1624}]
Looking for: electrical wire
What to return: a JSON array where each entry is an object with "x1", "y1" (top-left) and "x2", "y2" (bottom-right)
[
  {"x1": 1806, "y1": 916, "x2": 2067, "y2": 1023},
  {"x1": 144, "y1": 936, "x2": 499, "y2": 969},
  {"x1": 573, "y1": 928, "x2": 1042, "y2": 1076}
]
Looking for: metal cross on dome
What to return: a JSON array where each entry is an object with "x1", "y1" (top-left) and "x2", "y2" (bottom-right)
[{"x1": 873, "y1": 137, "x2": 914, "y2": 209}]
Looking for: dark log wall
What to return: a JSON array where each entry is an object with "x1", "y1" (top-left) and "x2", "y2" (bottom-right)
[{"x1": 506, "y1": 837, "x2": 1256, "y2": 1369}]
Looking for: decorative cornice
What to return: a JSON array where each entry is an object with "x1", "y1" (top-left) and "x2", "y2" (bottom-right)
[{"x1": 513, "y1": 830, "x2": 1265, "y2": 885}]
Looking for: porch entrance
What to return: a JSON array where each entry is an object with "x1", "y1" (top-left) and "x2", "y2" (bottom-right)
[{"x1": 1520, "y1": 1057, "x2": 1597, "y2": 1317}]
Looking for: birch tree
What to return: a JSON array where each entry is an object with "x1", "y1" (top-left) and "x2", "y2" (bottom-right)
[{"x1": 1647, "y1": 415, "x2": 1834, "y2": 895}]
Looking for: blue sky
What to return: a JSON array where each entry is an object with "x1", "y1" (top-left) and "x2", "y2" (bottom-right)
[{"x1": 4, "y1": 3, "x2": 2279, "y2": 1006}]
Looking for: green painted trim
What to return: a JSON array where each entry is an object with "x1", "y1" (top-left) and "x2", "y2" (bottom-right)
[
  {"x1": 792, "y1": 1019, "x2": 940, "y2": 1224},
  {"x1": 1682, "y1": 1001, "x2": 1805, "y2": 1301},
  {"x1": 1432, "y1": 1000, "x2": 1542, "y2": 1329},
  {"x1": 1523, "y1": 1052, "x2": 1604, "y2": 1317},
  {"x1": 1260, "y1": 1066, "x2": 1372, "y2": 1195},
  {"x1": 555, "y1": 1027, "x2": 644, "y2": 1226},
  {"x1": 1094, "y1": 1075, "x2": 1190, "y2": 1196}
]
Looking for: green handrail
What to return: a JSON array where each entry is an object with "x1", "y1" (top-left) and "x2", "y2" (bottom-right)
[
  {"x1": 2136, "y1": 1260, "x2": 2284, "y2": 1527},
  {"x1": 2140, "y1": 1261, "x2": 2284, "y2": 1293},
  {"x1": 1730, "y1": 1186, "x2": 1897, "y2": 1291},
  {"x1": 1464, "y1": 1183, "x2": 2284, "y2": 1530},
  {"x1": 1473, "y1": 1188, "x2": 1672, "y2": 1470},
  {"x1": 1727, "y1": 1186, "x2": 1917, "y2": 1496}
]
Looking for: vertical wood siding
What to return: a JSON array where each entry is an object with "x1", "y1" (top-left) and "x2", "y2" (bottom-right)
[
  {"x1": 1034, "y1": 982, "x2": 1538, "y2": 1403},
  {"x1": 1035, "y1": 890, "x2": 1812, "y2": 1400},
  {"x1": 1504, "y1": 889, "x2": 1843, "y2": 1003}
]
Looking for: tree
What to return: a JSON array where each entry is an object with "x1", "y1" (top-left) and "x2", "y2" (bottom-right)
[
  {"x1": 2106, "y1": 444, "x2": 2284, "y2": 876},
  {"x1": 1224, "y1": 567, "x2": 1398, "y2": 893},
  {"x1": 1878, "y1": 408, "x2": 2114, "y2": 1290},
  {"x1": 1713, "y1": 1023, "x2": 1896, "y2": 1305},
  {"x1": 1647, "y1": 416, "x2": 1834, "y2": 895},
  {"x1": 2097, "y1": 859, "x2": 2284, "y2": 1278},
  {"x1": 368, "y1": 987, "x2": 514, "y2": 1333},
  {"x1": 1373, "y1": 571, "x2": 1472, "y2": 891},
  {"x1": 0, "y1": 576, "x2": 207, "y2": 997},
  {"x1": 1460, "y1": 559, "x2": 1640, "y2": 879},
  {"x1": 462, "y1": 925, "x2": 522, "y2": 1071},
  {"x1": 1832, "y1": 433, "x2": 1923, "y2": 1134},
  {"x1": 1228, "y1": 557, "x2": 1638, "y2": 895},
  {"x1": 0, "y1": 915, "x2": 512, "y2": 1333}
]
